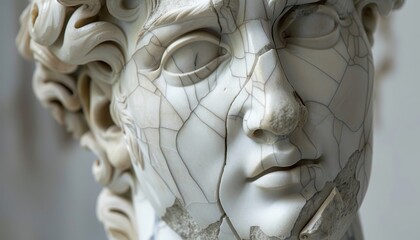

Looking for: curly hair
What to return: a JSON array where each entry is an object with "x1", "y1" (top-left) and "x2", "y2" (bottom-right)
[
  {"x1": 17, "y1": 1, "x2": 157, "y2": 239},
  {"x1": 16, "y1": 0, "x2": 403, "y2": 239}
]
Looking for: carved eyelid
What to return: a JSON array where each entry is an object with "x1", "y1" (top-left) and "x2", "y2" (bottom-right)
[
  {"x1": 158, "y1": 31, "x2": 229, "y2": 87},
  {"x1": 275, "y1": 5, "x2": 341, "y2": 49},
  {"x1": 160, "y1": 31, "x2": 228, "y2": 66},
  {"x1": 279, "y1": 5, "x2": 340, "y2": 32}
]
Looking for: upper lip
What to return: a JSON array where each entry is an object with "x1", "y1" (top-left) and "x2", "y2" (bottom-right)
[{"x1": 248, "y1": 153, "x2": 319, "y2": 181}]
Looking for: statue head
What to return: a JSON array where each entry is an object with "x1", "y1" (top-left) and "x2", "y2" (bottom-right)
[{"x1": 17, "y1": 0, "x2": 403, "y2": 239}]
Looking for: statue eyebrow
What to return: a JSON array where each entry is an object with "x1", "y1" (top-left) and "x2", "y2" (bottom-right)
[
  {"x1": 142, "y1": 2, "x2": 220, "y2": 32},
  {"x1": 266, "y1": 0, "x2": 322, "y2": 9},
  {"x1": 138, "y1": 0, "x2": 325, "y2": 41},
  {"x1": 219, "y1": 0, "x2": 323, "y2": 27},
  {"x1": 137, "y1": 2, "x2": 222, "y2": 46},
  {"x1": 145, "y1": 0, "x2": 324, "y2": 29},
  {"x1": 284, "y1": 0, "x2": 322, "y2": 7}
]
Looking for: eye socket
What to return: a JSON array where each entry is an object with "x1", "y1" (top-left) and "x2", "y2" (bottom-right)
[
  {"x1": 277, "y1": 5, "x2": 340, "y2": 49},
  {"x1": 165, "y1": 41, "x2": 223, "y2": 73},
  {"x1": 161, "y1": 31, "x2": 228, "y2": 87},
  {"x1": 284, "y1": 12, "x2": 336, "y2": 38}
]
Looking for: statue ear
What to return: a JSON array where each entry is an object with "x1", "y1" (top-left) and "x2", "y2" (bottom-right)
[
  {"x1": 356, "y1": 0, "x2": 404, "y2": 46},
  {"x1": 360, "y1": 4, "x2": 379, "y2": 46},
  {"x1": 77, "y1": 71, "x2": 131, "y2": 186}
]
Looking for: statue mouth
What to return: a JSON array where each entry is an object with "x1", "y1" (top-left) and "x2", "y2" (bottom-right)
[{"x1": 247, "y1": 157, "x2": 320, "y2": 190}]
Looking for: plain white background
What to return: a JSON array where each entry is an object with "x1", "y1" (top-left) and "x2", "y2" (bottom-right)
[
  {"x1": 0, "y1": 1, "x2": 417, "y2": 239},
  {"x1": 360, "y1": 1, "x2": 420, "y2": 239}
]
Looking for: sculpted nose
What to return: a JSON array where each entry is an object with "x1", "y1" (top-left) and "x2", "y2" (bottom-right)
[{"x1": 244, "y1": 50, "x2": 307, "y2": 143}]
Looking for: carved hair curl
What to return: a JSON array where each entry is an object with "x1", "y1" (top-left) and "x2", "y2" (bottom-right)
[{"x1": 17, "y1": 0, "x2": 156, "y2": 239}]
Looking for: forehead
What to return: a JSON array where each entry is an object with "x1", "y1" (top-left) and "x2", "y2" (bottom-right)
[
  {"x1": 147, "y1": 0, "x2": 323, "y2": 27},
  {"x1": 152, "y1": 0, "x2": 322, "y2": 11}
]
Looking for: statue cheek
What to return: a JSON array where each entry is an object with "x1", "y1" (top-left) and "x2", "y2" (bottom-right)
[{"x1": 329, "y1": 65, "x2": 370, "y2": 131}]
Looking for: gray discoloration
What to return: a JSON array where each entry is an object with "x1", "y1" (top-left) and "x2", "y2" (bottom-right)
[
  {"x1": 299, "y1": 188, "x2": 345, "y2": 239},
  {"x1": 250, "y1": 226, "x2": 286, "y2": 240},
  {"x1": 162, "y1": 200, "x2": 221, "y2": 239},
  {"x1": 249, "y1": 183, "x2": 335, "y2": 240},
  {"x1": 285, "y1": 184, "x2": 336, "y2": 240},
  {"x1": 334, "y1": 151, "x2": 361, "y2": 216}
]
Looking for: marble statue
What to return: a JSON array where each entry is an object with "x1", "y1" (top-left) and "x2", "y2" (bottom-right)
[{"x1": 16, "y1": 0, "x2": 403, "y2": 239}]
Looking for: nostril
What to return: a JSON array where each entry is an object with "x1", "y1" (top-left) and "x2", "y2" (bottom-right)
[
  {"x1": 251, "y1": 129, "x2": 282, "y2": 144},
  {"x1": 252, "y1": 129, "x2": 264, "y2": 139}
]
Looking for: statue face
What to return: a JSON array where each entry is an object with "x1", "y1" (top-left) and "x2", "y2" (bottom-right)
[{"x1": 116, "y1": 0, "x2": 373, "y2": 238}]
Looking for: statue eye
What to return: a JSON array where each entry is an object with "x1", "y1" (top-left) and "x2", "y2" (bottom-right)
[
  {"x1": 165, "y1": 41, "x2": 222, "y2": 73},
  {"x1": 278, "y1": 5, "x2": 340, "y2": 49},
  {"x1": 161, "y1": 31, "x2": 229, "y2": 86},
  {"x1": 285, "y1": 12, "x2": 335, "y2": 38}
]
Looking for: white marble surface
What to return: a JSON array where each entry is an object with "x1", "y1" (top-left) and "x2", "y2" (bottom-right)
[{"x1": 112, "y1": 1, "x2": 378, "y2": 238}]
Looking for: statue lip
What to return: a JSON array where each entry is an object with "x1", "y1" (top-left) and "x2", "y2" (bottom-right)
[{"x1": 247, "y1": 156, "x2": 320, "y2": 190}]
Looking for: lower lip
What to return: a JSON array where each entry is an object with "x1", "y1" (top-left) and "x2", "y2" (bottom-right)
[{"x1": 252, "y1": 169, "x2": 301, "y2": 190}]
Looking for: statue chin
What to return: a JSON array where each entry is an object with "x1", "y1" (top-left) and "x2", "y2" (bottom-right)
[{"x1": 16, "y1": 0, "x2": 404, "y2": 239}]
